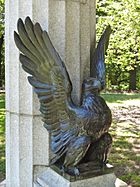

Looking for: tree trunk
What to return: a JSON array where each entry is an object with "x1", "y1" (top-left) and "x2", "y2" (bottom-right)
[
  {"x1": 129, "y1": 68, "x2": 137, "y2": 90},
  {"x1": 0, "y1": 35, "x2": 4, "y2": 87}
]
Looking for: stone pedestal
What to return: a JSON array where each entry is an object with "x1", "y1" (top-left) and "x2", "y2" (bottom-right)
[
  {"x1": 5, "y1": 0, "x2": 96, "y2": 186},
  {"x1": 34, "y1": 168, "x2": 117, "y2": 187},
  {"x1": 33, "y1": 168, "x2": 128, "y2": 187}
]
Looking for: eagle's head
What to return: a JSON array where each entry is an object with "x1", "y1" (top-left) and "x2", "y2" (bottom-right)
[{"x1": 82, "y1": 77, "x2": 102, "y2": 95}]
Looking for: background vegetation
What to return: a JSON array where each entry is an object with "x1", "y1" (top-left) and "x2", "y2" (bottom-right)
[
  {"x1": 0, "y1": 0, "x2": 4, "y2": 88},
  {"x1": 102, "y1": 93, "x2": 140, "y2": 186},
  {"x1": 96, "y1": 0, "x2": 140, "y2": 90},
  {"x1": 0, "y1": 94, "x2": 5, "y2": 182},
  {"x1": 0, "y1": 0, "x2": 140, "y2": 90}
]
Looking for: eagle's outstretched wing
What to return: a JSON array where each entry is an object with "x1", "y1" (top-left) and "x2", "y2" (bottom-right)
[
  {"x1": 14, "y1": 17, "x2": 78, "y2": 162},
  {"x1": 90, "y1": 26, "x2": 111, "y2": 90}
]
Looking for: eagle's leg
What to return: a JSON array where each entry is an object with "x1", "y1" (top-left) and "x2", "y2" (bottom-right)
[
  {"x1": 62, "y1": 166, "x2": 80, "y2": 176},
  {"x1": 85, "y1": 132, "x2": 112, "y2": 165},
  {"x1": 63, "y1": 135, "x2": 91, "y2": 175}
]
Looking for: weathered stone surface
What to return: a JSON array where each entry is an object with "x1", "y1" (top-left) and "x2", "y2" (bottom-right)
[
  {"x1": 34, "y1": 166, "x2": 48, "y2": 181},
  {"x1": 0, "y1": 180, "x2": 6, "y2": 187},
  {"x1": 5, "y1": 0, "x2": 50, "y2": 186},
  {"x1": 6, "y1": 0, "x2": 96, "y2": 186},
  {"x1": 33, "y1": 116, "x2": 49, "y2": 166},
  {"x1": 36, "y1": 168, "x2": 117, "y2": 187},
  {"x1": 5, "y1": 0, "x2": 35, "y2": 185},
  {"x1": 65, "y1": 0, "x2": 96, "y2": 104},
  {"x1": 48, "y1": 0, "x2": 96, "y2": 104},
  {"x1": 34, "y1": 182, "x2": 42, "y2": 187},
  {"x1": 6, "y1": 112, "x2": 33, "y2": 186},
  {"x1": 115, "y1": 178, "x2": 128, "y2": 187}
]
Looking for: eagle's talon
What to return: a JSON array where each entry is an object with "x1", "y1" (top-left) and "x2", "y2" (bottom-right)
[
  {"x1": 74, "y1": 167, "x2": 80, "y2": 176},
  {"x1": 60, "y1": 166, "x2": 65, "y2": 174}
]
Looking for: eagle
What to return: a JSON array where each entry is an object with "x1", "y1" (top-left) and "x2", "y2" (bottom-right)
[{"x1": 14, "y1": 17, "x2": 112, "y2": 175}]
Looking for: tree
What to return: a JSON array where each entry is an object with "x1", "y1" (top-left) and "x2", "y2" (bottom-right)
[
  {"x1": 0, "y1": 35, "x2": 4, "y2": 87},
  {"x1": 96, "y1": 0, "x2": 140, "y2": 90}
]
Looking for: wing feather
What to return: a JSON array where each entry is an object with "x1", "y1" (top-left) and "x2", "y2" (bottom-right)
[
  {"x1": 17, "y1": 19, "x2": 44, "y2": 63},
  {"x1": 90, "y1": 25, "x2": 111, "y2": 89},
  {"x1": 14, "y1": 32, "x2": 39, "y2": 64},
  {"x1": 25, "y1": 18, "x2": 47, "y2": 59},
  {"x1": 14, "y1": 17, "x2": 78, "y2": 162}
]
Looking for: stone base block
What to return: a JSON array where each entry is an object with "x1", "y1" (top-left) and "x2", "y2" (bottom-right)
[
  {"x1": 36, "y1": 168, "x2": 117, "y2": 187},
  {"x1": 115, "y1": 178, "x2": 128, "y2": 187},
  {"x1": 34, "y1": 182, "x2": 42, "y2": 187},
  {"x1": 0, "y1": 180, "x2": 6, "y2": 187}
]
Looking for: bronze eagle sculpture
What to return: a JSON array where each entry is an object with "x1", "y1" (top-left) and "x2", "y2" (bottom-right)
[{"x1": 14, "y1": 17, "x2": 112, "y2": 176}]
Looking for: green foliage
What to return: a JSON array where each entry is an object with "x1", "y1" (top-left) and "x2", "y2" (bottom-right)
[
  {"x1": 0, "y1": 0, "x2": 4, "y2": 38},
  {"x1": 0, "y1": 0, "x2": 4, "y2": 30},
  {"x1": 96, "y1": 0, "x2": 140, "y2": 90},
  {"x1": 0, "y1": 94, "x2": 5, "y2": 182},
  {"x1": 101, "y1": 93, "x2": 140, "y2": 103}
]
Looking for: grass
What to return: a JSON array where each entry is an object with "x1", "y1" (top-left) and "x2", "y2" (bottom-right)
[
  {"x1": 0, "y1": 94, "x2": 5, "y2": 182},
  {"x1": 102, "y1": 93, "x2": 140, "y2": 187},
  {"x1": 0, "y1": 93, "x2": 140, "y2": 185},
  {"x1": 109, "y1": 122, "x2": 140, "y2": 186},
  {"x1": 102, "y1": 93, "x2": 140, "y2": 104}
]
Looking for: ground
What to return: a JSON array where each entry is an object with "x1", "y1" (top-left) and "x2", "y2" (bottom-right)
[
  {"x1": 0, "y1": 93, "x2": 140, "y2": 186},
  {"x1": 102, "y1": 93, "x2": 140, "y2": 187}
]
